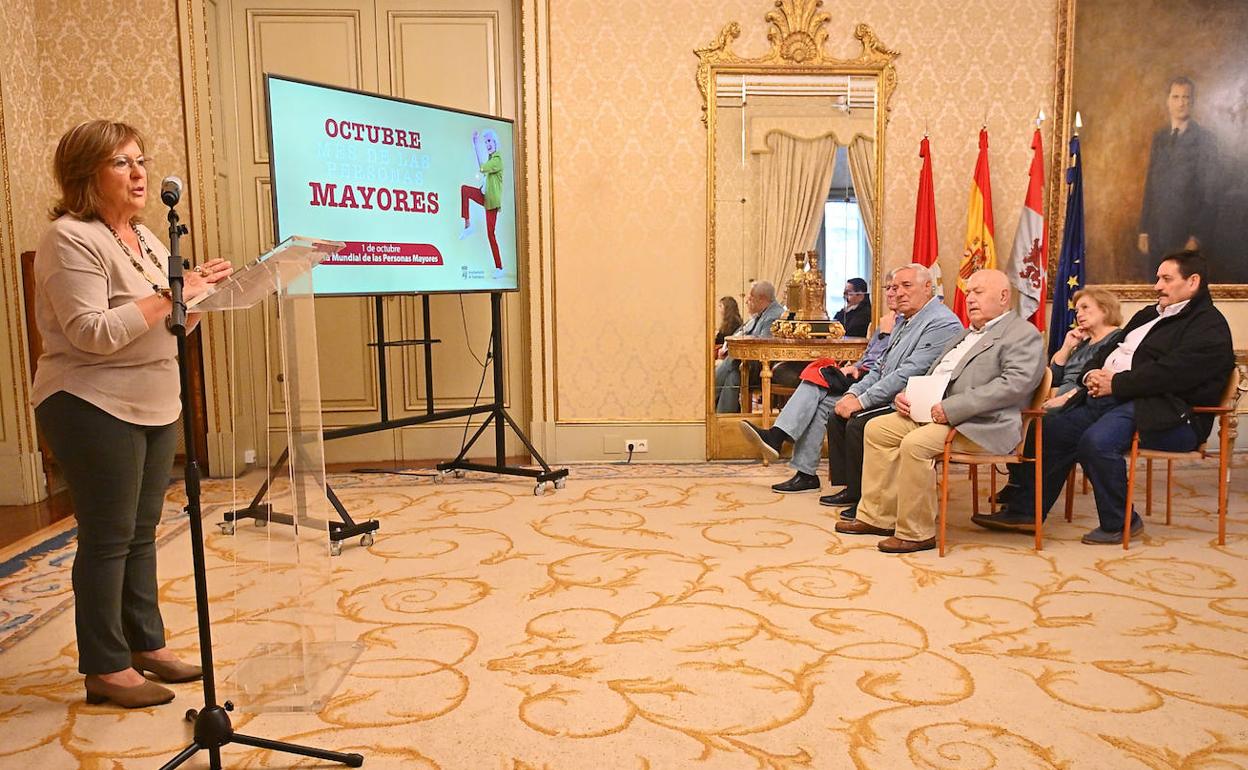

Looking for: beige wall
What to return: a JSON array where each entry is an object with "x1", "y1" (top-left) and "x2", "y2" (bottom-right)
[{"x1": 35, "y1": 0, "x2": 192, "y2": 240}]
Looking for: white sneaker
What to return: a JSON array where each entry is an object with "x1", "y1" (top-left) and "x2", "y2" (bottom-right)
[{"x1": 458, "y1": 223, "x2": 476, "y2": 240}]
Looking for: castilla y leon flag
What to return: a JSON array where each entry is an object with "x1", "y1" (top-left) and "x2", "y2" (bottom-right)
[
  {"x1": 1008, "y1": 128, "x2": 1047, "y2": 330},
  {"x1": 912, "y1": 136, "x2": 944, "y2": 297},
  {"x1": 953, "y1": 128, "x2": 997, "y2": 325}
]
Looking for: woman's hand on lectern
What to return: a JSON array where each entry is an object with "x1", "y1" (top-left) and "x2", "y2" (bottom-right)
[{"x1": 195, "y1": 259, "x2": 233, "y2": 284}]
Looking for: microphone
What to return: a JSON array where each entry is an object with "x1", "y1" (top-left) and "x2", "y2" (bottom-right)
[{"x1": 160, "y1": 175, "x2": 183, "y2": 207}]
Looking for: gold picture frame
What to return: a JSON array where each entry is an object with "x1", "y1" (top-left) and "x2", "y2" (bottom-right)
[{"x1": 1050, "y1": 0, "x2": 1248, "y2": 300}]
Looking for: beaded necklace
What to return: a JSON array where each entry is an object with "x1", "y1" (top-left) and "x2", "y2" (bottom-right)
[{"x1": 105, "y1": 222, "x2": 169, "y2": 297}]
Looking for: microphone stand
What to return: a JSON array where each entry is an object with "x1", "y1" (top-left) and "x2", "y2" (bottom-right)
[{"x1": 159, "y1": 199, "x2": 363, "y2": 769}]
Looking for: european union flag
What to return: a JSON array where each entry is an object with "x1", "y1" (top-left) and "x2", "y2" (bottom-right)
[{"x1": 1048, "y1": 135, "x2": 1085, "y2": 356}]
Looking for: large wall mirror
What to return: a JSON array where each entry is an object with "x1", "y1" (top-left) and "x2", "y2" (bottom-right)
[{"x1": 698, "y1": 1, "x2": 899, "y2": 458}]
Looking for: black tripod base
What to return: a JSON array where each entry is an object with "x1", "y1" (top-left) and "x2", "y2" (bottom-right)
[{"x1": 162, "y1": 704, "x2": 363, "y2": 769}]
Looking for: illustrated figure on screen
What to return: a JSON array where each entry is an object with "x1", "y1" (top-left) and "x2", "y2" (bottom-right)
[{"x1": 459, "y1": 128, "x2": 504, "y2": 276}]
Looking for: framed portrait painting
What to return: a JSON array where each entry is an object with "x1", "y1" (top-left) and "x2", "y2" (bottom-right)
[{"x1": 1052, "y1": 0, "x2": 1248, "y2": 297}]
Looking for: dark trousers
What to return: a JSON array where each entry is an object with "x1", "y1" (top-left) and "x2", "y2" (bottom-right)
[
  {"x1": 35, "y1": 392, "x2": 178, "y2": 674},
  {"x1": 827, "y1": 406, "x2": 892, "y2": 500},
  {"x1": 1010, "y1": 397, "x2": 1198, "y2": 532}
]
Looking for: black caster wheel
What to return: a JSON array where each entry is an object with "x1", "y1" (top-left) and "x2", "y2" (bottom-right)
[
  {"x1": 360, "y1": 532, "x2": 375, "y2": 547},
  {"x1": 218, "y1": 522, "x2": 235, "y2": 535},
  {"x1": 554, "y1": 478, "x2": 566, "y2": 490}
]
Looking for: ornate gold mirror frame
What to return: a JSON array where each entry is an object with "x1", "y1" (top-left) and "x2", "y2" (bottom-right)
[{"x1": 697, "y1": 0, "x2": 899, "y2": 458}]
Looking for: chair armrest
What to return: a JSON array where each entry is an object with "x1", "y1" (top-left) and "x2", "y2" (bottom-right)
[
  {"x1": 1191, "y1": 405, "x2": 1233, "y2": 414},
  {"x1": 1021, "y1": 408, "x2": 1045, "y2": 417}
]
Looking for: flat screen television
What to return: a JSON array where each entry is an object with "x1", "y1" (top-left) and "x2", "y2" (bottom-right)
[{"x1": 265, "y1": 74, "x2": 519, "y2": 294}]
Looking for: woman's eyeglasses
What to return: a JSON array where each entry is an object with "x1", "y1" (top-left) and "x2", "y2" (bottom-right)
[{"x1": 108, "y1": 155, "x2": 149, "y2": 171}]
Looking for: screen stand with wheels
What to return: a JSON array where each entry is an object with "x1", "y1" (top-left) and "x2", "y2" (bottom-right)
[{"x1": 436, "y1": 291, "x2": 567, "y2": 495}]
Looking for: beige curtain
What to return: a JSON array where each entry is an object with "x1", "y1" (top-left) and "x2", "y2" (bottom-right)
[
  {"x1": 757, "y1": 133, "x2": 839, "y2": 293},
  {"x1": 846, "y1": 136, "x2": 877, "y2": 248}
]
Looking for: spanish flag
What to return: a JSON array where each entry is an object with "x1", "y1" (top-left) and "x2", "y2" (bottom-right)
[{"x1": 953, "y1": 128, "x2": 997, "y2": 324}]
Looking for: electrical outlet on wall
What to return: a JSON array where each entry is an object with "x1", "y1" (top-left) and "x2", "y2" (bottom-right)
[
  {"x1": 625, "y1": 439, "x2": 649, "y2": 453},
  {"x1": 243, "y1": 449, "x2": 257, "y2": 464}
]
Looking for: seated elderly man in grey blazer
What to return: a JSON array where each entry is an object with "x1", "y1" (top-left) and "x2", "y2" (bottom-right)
[
  {"x1": 714, "y1": 281, "x2": 786, "y2": 413},
  {"x1": 740, "y1": 265, "x2": 962, "y2": 503},
  {"x1": 836, "y1": 269, "x2": 1045, "y2": 553}
]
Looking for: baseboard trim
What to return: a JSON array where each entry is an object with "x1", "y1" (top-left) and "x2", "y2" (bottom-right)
[{"x1": 539, "y1": 421, "x2": 706, "y2": 463}]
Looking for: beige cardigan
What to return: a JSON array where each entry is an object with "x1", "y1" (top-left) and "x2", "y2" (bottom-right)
[{"x1": 31, "y1": 216, "x2": 180, "y2": 426}]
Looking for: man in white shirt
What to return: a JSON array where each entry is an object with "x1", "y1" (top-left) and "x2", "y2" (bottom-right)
[
  {"x1": 835, "y1": 270, "x2": 1045, "y2": 553},
  {"x1": 983, "y1": 251, "x2": 1234, "y2": 544}
]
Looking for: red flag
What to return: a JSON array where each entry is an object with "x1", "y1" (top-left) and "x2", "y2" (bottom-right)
[
  {"x1": 953, "y1": 128, "x2": 997, "y2": 325},
  {"x1": 912, "y1": 136, "x2": 943, "y2": 297},
  {"x1": 1008, "y1": 128, "x2": 1047, "y2": 329}
]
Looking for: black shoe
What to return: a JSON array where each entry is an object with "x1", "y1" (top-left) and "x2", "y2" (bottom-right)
[
  {"x1": 819, "y1": 489, "x2": 857, "y2": 507},
  {"x1": 772, "y1": 472, "x2": 820, "y2": 493},
  {"x1": 838, "y1": 505, "x2": 858, "y2": 521},
  {"x1": 990, "y1": 484, "x2": 1020, "y2": 506},
  {"x1": 739, "y1": 420, "x2": 785, "y2": 462},
  {"x1": 1081, "y1": 513, "x2": 1144, "y2": 544},
  {"x1": 970, "y1": 509, "x2": 1041, "y2": 533}
]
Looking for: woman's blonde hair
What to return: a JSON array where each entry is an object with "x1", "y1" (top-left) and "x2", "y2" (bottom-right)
[
  {"x1": 1071, "y1": 286, "x2": 1123, "y2": 327},
  {"x1": 49, "y1": 119, "x2": 146, "y2": 221}
]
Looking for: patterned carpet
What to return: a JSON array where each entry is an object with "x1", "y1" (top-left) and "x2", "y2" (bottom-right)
[{"x1": 0, "y1": 461, "x2": 1246, "y2": 769}]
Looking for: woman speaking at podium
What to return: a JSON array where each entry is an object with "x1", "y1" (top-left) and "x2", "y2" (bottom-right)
[{"x1": 30, "y1": 120, "x2": 232, "y2": 708}]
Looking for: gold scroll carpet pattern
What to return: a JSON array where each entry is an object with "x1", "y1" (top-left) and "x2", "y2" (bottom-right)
[{"x1": 0, "y1": 462, "x2": 1246, "y2": 769}]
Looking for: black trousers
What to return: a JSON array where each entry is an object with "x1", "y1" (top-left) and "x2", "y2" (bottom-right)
[
  {"x1": 35, "y1": 392, "x2": 178, "y2": 674},
  {"x1": 826, "y1": 406, "x2": 893, "y2": 500}
]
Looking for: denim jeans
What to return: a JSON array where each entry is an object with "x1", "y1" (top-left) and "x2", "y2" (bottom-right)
[
  {"x1": 1010, "y1": 397, "x2": 1199, "y2": 532},
  {"x1": 774, "y1": 381, "x2": 841, "y2": 476}
]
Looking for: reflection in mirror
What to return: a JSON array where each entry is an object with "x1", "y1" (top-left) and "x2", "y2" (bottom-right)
[
  {"x1": 697, "y1": 6, "x2": 898, "y2": 458},
  {"x1": 710, "y1": 77, "x2": 881, "y2": 419},
  {"x1": 713, "y1": 77, "x2": 878, "y2": 318}
]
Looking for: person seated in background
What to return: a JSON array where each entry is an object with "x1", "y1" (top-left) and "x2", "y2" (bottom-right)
[
  {"x1": 714, "y1": 295, "x2": 743, "y2": 347},
  {"x1": 833, "y1": 278, "x2": 872, "y2": 337},
  {"x1": 714, "y1": 281, "x2": 786, "y2": 413},
  {"x1": 985, "y1": 287, "x2": 1123, "y2": 515},
  {"x1": 985, "y1": 251, "x2": 1234, "y2": 544},
  {"x1": 739, "y1": 264, "x2": 962, "y2": 497},
  {"x1": 835, "y1": 269, "x2": 1045, "y2": 554}
]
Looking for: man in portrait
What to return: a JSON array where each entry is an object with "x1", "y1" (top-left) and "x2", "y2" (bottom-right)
[{"x1": 1137, "y1": 76, "x2": 1218, "y2": 271}]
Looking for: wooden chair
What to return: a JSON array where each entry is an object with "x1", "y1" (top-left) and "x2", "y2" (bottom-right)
[
  {"x1": 937, "y1": 369, "x2": 1053, "y2": 556},
  {"x1": 1120, "y1": 368, "x2": 1244, "y2": 549}
]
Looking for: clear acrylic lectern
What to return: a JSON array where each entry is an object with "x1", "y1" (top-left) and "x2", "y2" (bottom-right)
[{"x1": 194, "y1": 235, "x2": 361, "y2": 712}]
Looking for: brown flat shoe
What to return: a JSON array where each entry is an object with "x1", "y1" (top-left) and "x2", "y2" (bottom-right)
[
  {"x1": 131, "y1": 653, "x2": 203, "y2": 683},
  {"x1": 85, "y1": 674, "x2": 175, "y2": 708},
  {"x1": 835, "y1": 519, "x2": 895, "y2": 536},
  {"x1": 877, "y1": 536, "x2": 936, "y2": 553}
]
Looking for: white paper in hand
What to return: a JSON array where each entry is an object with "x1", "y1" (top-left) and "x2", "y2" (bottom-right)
[{"x1": 905, "y1": 374, "x2": 951, "y2": 424}]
